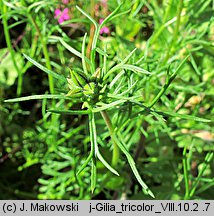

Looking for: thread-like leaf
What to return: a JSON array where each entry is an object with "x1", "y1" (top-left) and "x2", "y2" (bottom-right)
[
  {"x1": 48, "y1": 109, "x2": 90, "y2": 115},
  {"x1": 109, "y1": 70, "x2": 125, "y2": 89},
  {"x1": 89, "y1": 112, "x2": 97, "y2": 193},
  {"x1": 96, "y1": 47, "x2": 108, "y2": 56},
  {"x1": 92, "y1": 100, "x2": 126, "y2": 112},
  {"x1": 189, "y1": 152, "x2": 213, "y2": 198},
  {"x1": 76, "y1": 5, "x2": 98, "y2": 29},
  {"x1": 121, "y1": 64, "x2": 151, "y2": 75},
  {"x1": 50, "y1": 36, "x2": 82, "y2": 58},
  {"x1": 82, "y1": 33, "x2": 89, "y2": 75},
  {"x1": 96, "y1": 151, "x2": 119, "y2": 176},
  {"x1": 155, "y1": 110, "x2": 211, "y2": 123},
  {"x1": 149, "y1": 55, "x2": 189, "y2": 108},
  {"x1": 108, "y1": 9, "x2": 131, "y2": 22},
  {"x1": 5, "y1": 94, "x2": 70, "y2": 102},
  {"x1": 90, "y1": 112, "x2": 119, "y2": 176},
  {"x1": 23, "y1": 54, "x2": 66, "y2": 82},
  {"x1": 99, "y1": 4, "x2": 122, "y2": 29},
  {"x1": 104, "y1": 48, "x2": 137, "y2": 79},
  {"x1": 91, "y1": 157, "x2": 97, "y2": 193},
  {"x1": 115, "y1": 132, "x2": 155, "y2": 198},
  {"x1": 88, "y1": 112, "x2": 120, "y2": 191},
  {"x1": 76, "y1": 151, "x2": 93, "y2": 176},
  {"x1": 104, "y1": 51, "x2": 151, "y2": 79}
]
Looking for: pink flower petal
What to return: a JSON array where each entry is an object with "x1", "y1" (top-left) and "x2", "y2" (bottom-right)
[
  {"x1": 63, "y1": 8, "x2": 69, "y2": 14},
  {"x1": 100, "y1": 26, "x2": 109, "y2": 34},
  {"x1": 63, "y1": 14, "x2": 70, "y2": 20},
  {"x1": 60, "y1": 8, "x2": 70, "y2": 21},
  {"x1": 99, "y1": 18, "x2": 104, "y2": 24},
  {"x1": 54, "y1": 9, "x2": 61, "y2": 17},
  {"x1": 103, "y1": 27, "x2": 109, "y2": 34},
  {"x1": 58, "y1": 17, "x2": 64, "y2": 24}
]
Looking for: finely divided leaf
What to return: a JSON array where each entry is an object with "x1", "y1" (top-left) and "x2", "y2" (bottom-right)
[
  {"x1": 155, "y1": 110, "x2": 211, "y2": 123},
  {"x1": 5, "y1": 94, "x2": 70, "y2": 102},
  {"x1": 23, "y1": 54, "x2": 66, "y2": 82}
]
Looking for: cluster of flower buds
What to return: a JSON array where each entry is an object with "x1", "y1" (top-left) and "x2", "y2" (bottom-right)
[
  {"x1": 66, "y1": 70, "x2": 104, "y2": 107},
  {"x1": 66, "y1": 70, "x2": 86, "y2": 96}
]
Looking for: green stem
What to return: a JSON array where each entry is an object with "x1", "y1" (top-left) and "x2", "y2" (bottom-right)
[
  {"x1": 89, "y1": 112, "x2": 97, "y2": 192},
  {"x1": 172, "y1": 0, "x2": 183, "y2": 45},
  {"x1": 150, "y1": 0, "x2": 174, "y2": 44},
  {"x1": 22, "y1": 34, "x2": 38, "y2": 73},
  {"x1": 189, "y1": 152, "x2": 213, "y2": 198},
  {"x1": 100, "y1": 111, "x2": 120, "y2": 167},
  {"x1": 28, "y1": 15, "x2": 56, "y2": 146},
  {"x1": 149, "y1": 55, "x2": 188, "y2": 108},
  {"x1": 163, "y1": 0, "x2": 173, "y2": 23},
  {"x1": 1, "y1": 2, "x2": 22, "y2": 96},
  {"x1": 182, "y1": 145, "x2": 190, "y2": 199},
  {"x1": 163, "y1": 0, "x2": 183, "y2": 64},
  {"x1": 148, "y1": 68, "x2": 171, "y2": 108},
  {"x1": 29, "y1": 16, "x2": 54, "y2": 94}
]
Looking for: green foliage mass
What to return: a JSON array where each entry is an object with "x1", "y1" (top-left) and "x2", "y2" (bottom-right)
[{"x1": 0, "y1": 0, "x2": 213, "y2": 200}]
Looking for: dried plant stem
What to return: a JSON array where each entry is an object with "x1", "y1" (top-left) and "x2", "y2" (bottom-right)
[{"x1": 86, "y1": 0, "x2": 96, "y2": 60}]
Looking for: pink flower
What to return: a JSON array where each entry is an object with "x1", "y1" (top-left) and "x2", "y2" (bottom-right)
[
  {"x1": 99, "y1": 18, "x2": 104, "y2": 24},
  {"x1": 100, "y1": 26, "x2": 110, "y2": 34},
  {"x1": 54, "y1": 8, "x2": 70, "y2": 24},
  {"x1": 62, "y1": 0, "x2": 69, "y2": 4},
  {"x1": 99, "y1": 18, "x2": 110, "y2": 35}
]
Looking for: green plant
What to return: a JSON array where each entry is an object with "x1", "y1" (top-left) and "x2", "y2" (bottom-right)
[
  {"x1": 4, "y1": 2, "x2": 213, "y2": 199},
  {"x1": 1, "y1": 0, "x2": 213, "y2": 200}
]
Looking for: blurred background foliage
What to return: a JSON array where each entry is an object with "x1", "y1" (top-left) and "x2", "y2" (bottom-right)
[{"x1": 0, "y1": 0, "x2": 213, "y2": 199}]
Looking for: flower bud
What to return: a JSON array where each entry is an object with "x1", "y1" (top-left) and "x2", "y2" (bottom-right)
[
  {"x1": 83, "y1": 82, "x2": 96, "y2": 97},
  {"x1": 69, "y1": 69, "x2": 87, "y2": 88},
  {"x1": 93, "y1": 67, "x2": 101, "y2": 79}
]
